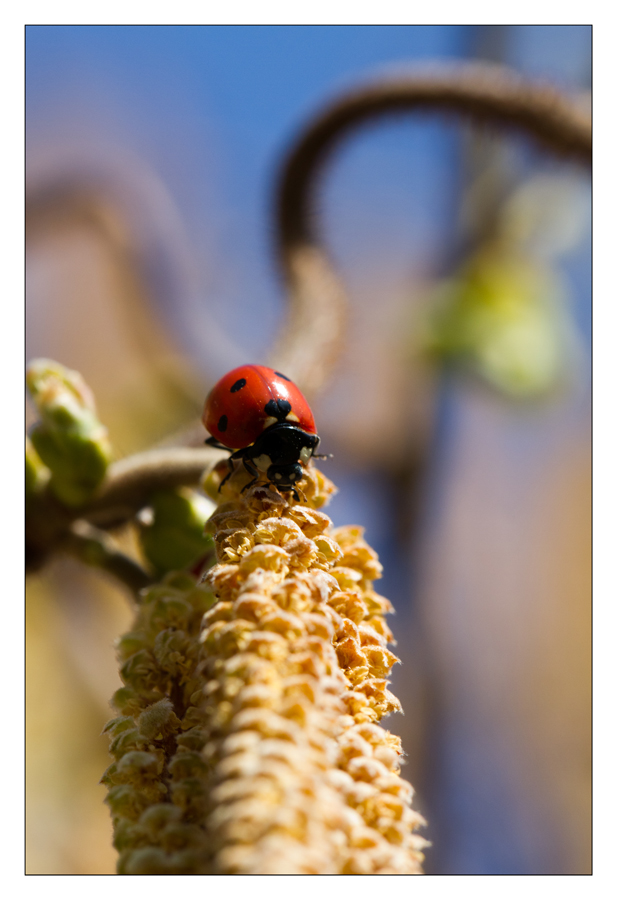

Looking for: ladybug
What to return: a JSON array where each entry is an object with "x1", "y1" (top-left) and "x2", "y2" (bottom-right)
[{"x1": 202, "y1": 364, "x2": 328, "y2": 500}]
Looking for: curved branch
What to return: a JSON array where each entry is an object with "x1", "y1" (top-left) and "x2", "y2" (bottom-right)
[{"x1": 270, "y1": 62, "x2": 591, "y2": 395}]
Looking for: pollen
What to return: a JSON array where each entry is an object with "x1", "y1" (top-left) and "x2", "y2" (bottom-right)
[{"x1": 198, "y1": 463, "x2": 427, "y2": 874}]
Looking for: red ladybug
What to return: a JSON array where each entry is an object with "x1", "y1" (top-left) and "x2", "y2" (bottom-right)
[{"x1": 202, "y1": 364, "x2": 327, "y2": 499}]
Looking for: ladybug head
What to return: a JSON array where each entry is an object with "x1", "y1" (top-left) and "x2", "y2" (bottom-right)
[
  {"x1": 267, "y1": 461, "x2": 303, "y2": 489},
  {"x1": 263, "y1": 398, "x2": 292, "y2": 426}
]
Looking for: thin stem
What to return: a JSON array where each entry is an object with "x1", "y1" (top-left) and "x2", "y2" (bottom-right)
[{"x1": 62, "y1": 520, "x2": 153, "y2": 595}]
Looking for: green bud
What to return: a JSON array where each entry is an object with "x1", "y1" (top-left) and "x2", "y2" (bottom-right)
[
  {"x1": 121, "y1": 846, "x2": 181, "y2": 875},
  {"x1": 138, "y1": 488, "x2": 215, "y2": 577},
  {"x1": 159, "y1": 822, "x2": 205, "y2": 854},
  {"x1": 139, "y1": 581, "x2": 192, "y2": 607},
  {"x1": 120, "y1": 649, "x2": 162, "y2": 694},
  {"x1": 185, "y1": 584, "x2": 218, "y2": 616},
  {"x1": 110, "y1": 687, "x2": 143, "y2": 717},
  {"x1": 149, "y1": 596, "x2": 194, "y2": 634},
  {"x1": 139, "y1": 803, "x2": 182, "y2": 837},
  {"x1": 26, "y1": 358, "x2": 113, "y2": 506},
  {"x1": 102, "y1": 715, "x2": 136, "y2": 737},
  {"x1": 422, "y1": 246, "x2": 570, "y2": 398},
  {"x1": 25, "y1": 437, "x2": 49, "y2": 501},
  {"x1": 112, "y1": 818, "x2": 147, "y2": 852},
  {"x1": 100, "y1": 762, "x2": 119, "y2": 786},
  {"x1": 180, "y1": 706, "x2": 205, "y2": 731},
  {"x1": 115, "y1": 632, "x2": 150, "y2": 662},
  {"x1": 137, "y1": 699, "x2": 181, "y2": 740},
  {"x1": 175, "y1": 727, "x2": 207, "y2": 752},
  {"x1": 167, "y1": 751, "x2": 208, "y2": 780},
  {"x1": 116, "y1": 751, "x2": 163, "y2": 785},
  {"x1": 188, "y1": 688, "x2": 205, "y2": 707},
  {"x1": 163, "y1": 571, "x2": 201, "y2": 592},
  {"x1": 152, "y1": 629, "x2": 195, "y2": 679},
  {"x1": 170, "y1": 777, "x2": 208, "y2": 816},
  {"x1": 109, "y1": 729, "x2": 145, "y2": 759},
  {"x1": 105, "y1": 784, "x2": 150, "y2": 820}
]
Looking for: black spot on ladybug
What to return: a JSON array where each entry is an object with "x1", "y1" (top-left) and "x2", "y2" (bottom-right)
[
  {"x1": 274, "y1": 371, "x2": 291, "y2": 382},
  {"x1": 264, "y1": 399, "x2": 292, "y2": 421},
  {"x1": 230, "y1": 378, "x2": 247, "y2": 393},
  {"x1": 218, "y1": 414, "x2": 228, "y2": 432}
]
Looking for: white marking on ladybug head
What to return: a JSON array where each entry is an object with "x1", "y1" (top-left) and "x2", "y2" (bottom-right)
[
  {"x1": 264, "y1": 416, "x2": 278, "y2": 429},
  {"x1": 253, "y1": 453, "x2": 272, "y2": 472},
  {"x1": 286, "y1": 411, "x2": 300, "y2": 423},
  {"x1": 274, "y1": 472, "x2": 283, "y2": 480},
  {"x1": 299, "y1": 446, "x2": 312, "y2": 464}
]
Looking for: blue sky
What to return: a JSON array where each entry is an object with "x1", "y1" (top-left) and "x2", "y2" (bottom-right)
[{"x1": 26, "y1": 26, "x2": 590, "y2": 359}]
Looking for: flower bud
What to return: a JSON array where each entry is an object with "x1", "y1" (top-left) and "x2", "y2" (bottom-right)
[
  {"x1": 26, "y1": 358, "x2": 112, "y2": 506},
  {"x1": 422, "y1": 244, "x2": 570, "y2": 398},
  {"x1": 25, "y1": 436, "x2": 49, "y2": 501},
  {"x1": 138, "y1": 488, "x2": 215, "y2": 577},
  {"x1": 137, "y1": 698, "x2": 181, "y2": 740}
]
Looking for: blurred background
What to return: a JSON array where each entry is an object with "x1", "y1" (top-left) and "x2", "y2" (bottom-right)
[{"x1": 25, "y1": 25, "x2": 591, "y2": 875}]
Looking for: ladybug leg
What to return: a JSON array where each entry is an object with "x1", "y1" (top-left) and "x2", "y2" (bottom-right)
[
  {"x1": 292, "y1": 484, "x2": 306, "y2": 503},
  {"x1": 266, "y1": 481, "x2": 289, "y2": 501},
  {"x1": 218, "y1": 458, "x2": 235, "y2": 492},
  {"x1": 240, "y1": 458, "x2": 260, "y2": 494},
  {"x1": 218, "y1": 448, "x2": 244, "y2": 492},
  {"x1": 270, "y1": 484, "x2": 304, "y2": 503},
  {"x1": 205, "y1": 436, "x2": 233, "y2": 451}
]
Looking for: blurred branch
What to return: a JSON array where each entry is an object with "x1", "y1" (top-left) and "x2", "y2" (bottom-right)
[
  {"x1": 26, "y1": 177, "x2": 205, "y2": 413},
  {"x1": 272, "y1": 62, "x2": 591, "y2": 395},
  {"x1": 62, "y1": 520, "x2": 153, "y2": 595},
  {"x1": 25, "y1": 64, "x2": 591, "y2": 455},
  {"x1": 26, "y1": 446, "x2": 224, "y2": 570},
  {"x1": 81, "y1": 447, "x2": 224, "y2": 527}
]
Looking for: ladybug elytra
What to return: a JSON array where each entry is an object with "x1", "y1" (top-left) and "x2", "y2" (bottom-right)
[{"x1": 202, "y1": 364, "x2": 327, "y2": 500}]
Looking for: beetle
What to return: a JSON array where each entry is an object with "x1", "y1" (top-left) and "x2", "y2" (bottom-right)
[{"x1": 202, "y1": 364, "x2": 328, "y2": 500}]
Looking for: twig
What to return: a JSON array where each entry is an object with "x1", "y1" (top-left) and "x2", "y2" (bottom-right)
[
  {"x1": 270, "y1": 62, "x2": 591, "y2": 395},
  {"x1": 26, "y1": 175, "x2": 205, "y2": 410},
  {"x1": 62, "y1": 520, "x2": 153, "y2": 595},
  {"x1": 26, "y1": 446, "x2": 225, "y2": 569},
  {"x1": 81, "y1": 446, "x2": 225, "y2": 528}
]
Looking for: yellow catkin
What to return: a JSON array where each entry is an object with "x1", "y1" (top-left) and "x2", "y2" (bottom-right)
[{"x1": 199, "y1": 461, "x2": 427, "y2": 874}]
